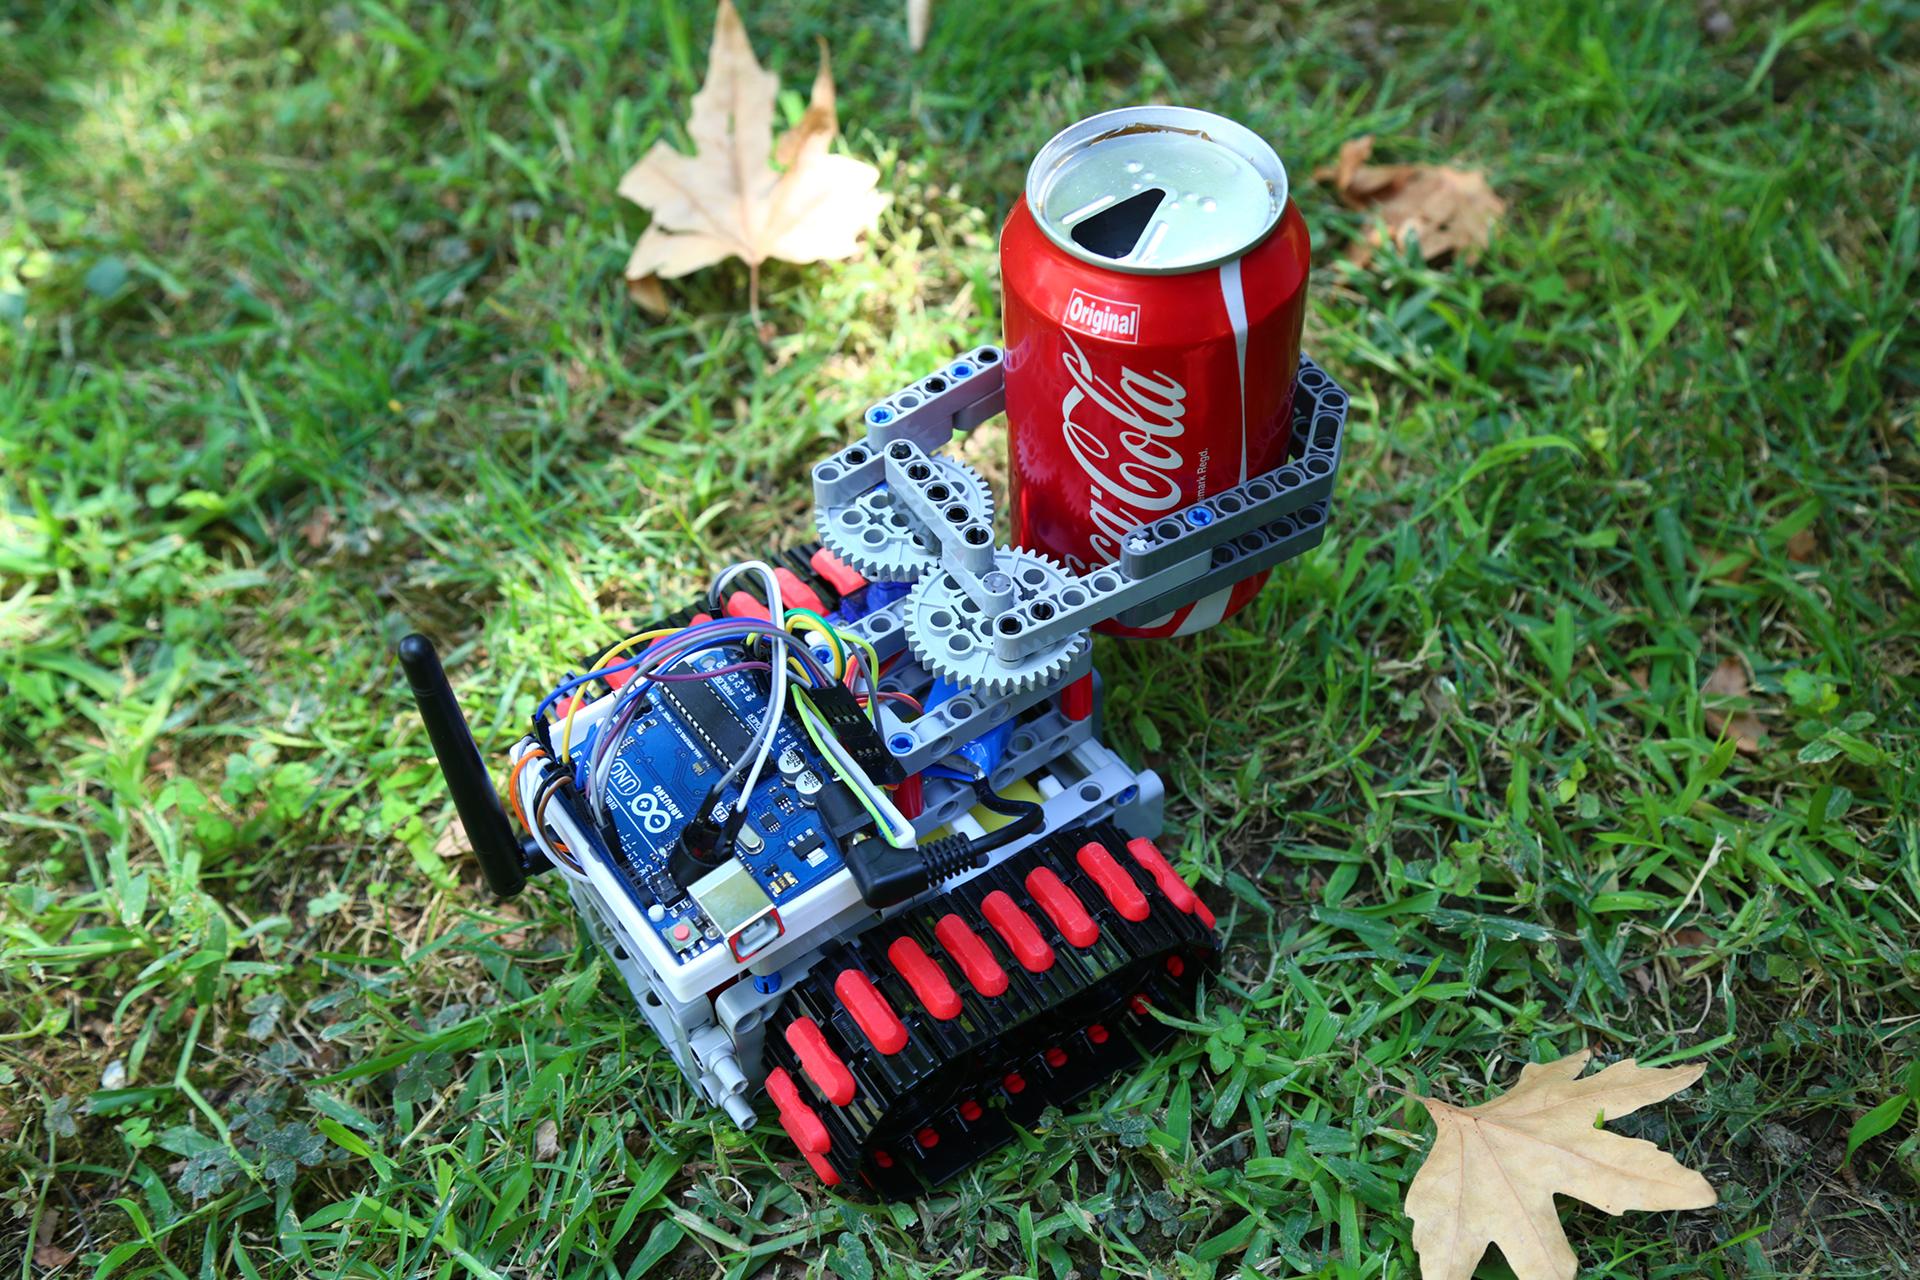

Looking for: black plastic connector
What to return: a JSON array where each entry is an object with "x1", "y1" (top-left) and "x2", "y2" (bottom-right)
[
  {"x1": 847, "y1": 833, "x2": 983, "y2": 909},
  {"x1": 807, "y1": 683, "x2": 906, "y2": 786},
  {"x1": 668, "y1": 800, "x2": 732, "y2": 891}
]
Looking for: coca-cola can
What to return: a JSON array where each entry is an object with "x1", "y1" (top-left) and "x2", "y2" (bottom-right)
[{"x1": 1000, "y1": 105, "x2": 1311, "y2": 636}]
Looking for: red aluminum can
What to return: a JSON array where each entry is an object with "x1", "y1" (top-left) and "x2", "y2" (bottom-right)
[{"x1": 1000, "y1": 106, "x2": 1311, "y2": 636}]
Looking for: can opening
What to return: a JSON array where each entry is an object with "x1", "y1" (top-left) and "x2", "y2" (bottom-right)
[{"x1": 1070, "y1": 188, "x2": 1167, "y2": 260}]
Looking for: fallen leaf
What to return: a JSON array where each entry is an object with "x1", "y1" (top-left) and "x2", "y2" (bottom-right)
[
  {"x1": 535, "y1": 1117, "x2": 560, "y2": 1160},
  {"x1": 300, "y1": 506, "x2": 336, "y2": 549},
  {"x1": 618, "y1": 0, "x2": 888, "y2": 317},
  {"x1": 626, "y1": 273, "x2": 669, "y2": 317},
  {"x1": 1701, "y1": 657, "x2": 1765, "y2": 754},
  {"x1": 907, "y1": 0, "x2": 931, "y2": 50},
  {"x1": 34, "y1": 1241, "x2": 76, "y2": 1269},
  {"x1": 1315, "y1": 135, "x2": 1505, "y2": 267},
  {"x1": 1785, "y1": 527, "x2": 1818, "y2": 562},
  {"x1": 1407, "y1": 1051, "x2": 1716, "y2": 1280},
  {"x1": 34, "y1": 1211, "x2": 75, "y2": 1269}
]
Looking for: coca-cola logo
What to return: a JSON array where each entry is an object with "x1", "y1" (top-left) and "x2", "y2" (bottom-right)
[
  {"x1": 1058, "y1": 335, "x2": 1189, "y2": 569},
  {"x1": 1061, "y1": 289, "x2": 1140, "y2": 344}
]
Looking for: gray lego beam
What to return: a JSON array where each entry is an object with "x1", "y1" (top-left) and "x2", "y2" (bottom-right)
[
  {"x1": 880, "y1": 439, "x2": 1013, "y2": 614},
  {"x1": 1113, "y1": 500, "x2": 1332, "y2": 627},
  {"x1": 1116, "y1": 355, "x2": 1348, "y2": 577},
  {"x1": 989, "y1": 547, "x2": 1214, "y2": 661},
  {"x1": 861, "y1": 345, "x2": 1007, "y2": 450}
]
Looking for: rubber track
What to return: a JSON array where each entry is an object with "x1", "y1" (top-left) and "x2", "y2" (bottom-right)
[{"x1": 761, "y1": 820, "x2": 1221, "y2": 1197}]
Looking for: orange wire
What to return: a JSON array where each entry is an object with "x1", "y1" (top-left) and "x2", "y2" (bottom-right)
[{"x1": 506, "y1": 750, "x2": 544, "y2": 835}]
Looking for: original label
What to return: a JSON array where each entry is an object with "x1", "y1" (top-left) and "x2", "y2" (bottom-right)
[{"x1": 1061, "y1": 289, "x2": 1141, "y2": 344}]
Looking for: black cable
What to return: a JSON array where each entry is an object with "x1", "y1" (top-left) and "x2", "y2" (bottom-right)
[{"x1": 967, "y1": 778, "x2": 1043, "y2": 856}]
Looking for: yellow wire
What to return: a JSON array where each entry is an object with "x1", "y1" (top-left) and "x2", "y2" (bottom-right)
[
  {"x1": 559, "y1": 627, "x2": 678, "y2": 760},
  {"x1": 783, "y1": 608, "x2": 845, "y2": 679}
]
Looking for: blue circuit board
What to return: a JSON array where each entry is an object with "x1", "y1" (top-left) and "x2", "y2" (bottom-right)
[{"x1": 569, "y1": 649, "x2": 851, "y2": 965}]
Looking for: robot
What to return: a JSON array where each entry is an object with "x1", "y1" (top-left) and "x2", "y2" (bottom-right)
[{"x1": 400, "y1": 343, "x2": 1347, "y2": 1195}]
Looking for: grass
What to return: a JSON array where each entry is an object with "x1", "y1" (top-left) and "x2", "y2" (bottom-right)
[{"x1": 2, "y1": 0, "x2": 1918, "y2": 1275}]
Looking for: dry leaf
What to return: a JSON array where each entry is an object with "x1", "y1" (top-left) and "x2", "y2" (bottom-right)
[
  {"x1": 1785, "y1": 527, "x2": 1818, "y2": 562},
  {"x1": 907, "y1": 0, "x2": 931, "y2": 50},
  {"x1": 626, "y1": 273, "x2": 669, "y2": 317},
  {"x1": 618, "y1": 0, "x2": 888, "y2": 317},
  {"x1": 1701, "y1": 657, "x2": 1765, "y2": 754},
  {"x1": 300, "y1": 506, "x2": 336, "y2": 549},
  {"x1": 34, "y1": 1211, "x2": 76, "y2": 1269},
  {"x1": 535, "y1": 1117, "x2": 560, "y2": 1160},
  {"x1": 1315, "y1": 135, "x2": 1505, "y2": 268},
  {"x1": 1407, "y1": 1051, "x2": 1716, "y2": 1280}
]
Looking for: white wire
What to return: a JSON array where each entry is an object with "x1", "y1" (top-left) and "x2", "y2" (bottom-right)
[
  {"x1": 509, "y1": 739, "x2": 591, "y2": 883},
  {"x1": 708, "y1": 560, "x2": 785, "y2": 820}
]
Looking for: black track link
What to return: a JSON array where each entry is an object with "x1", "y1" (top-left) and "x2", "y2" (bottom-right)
[{"x1": 762, "y1": 820, "x2": 1220, "y2": 1197}]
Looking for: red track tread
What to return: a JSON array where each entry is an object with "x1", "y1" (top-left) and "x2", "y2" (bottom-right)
[
  {"x1": 1126, "y1": 838, "x2": 1198, "y2": 915},
  {"x1": 934, "y1": 913, "x2": 1008, "y2": 997},
  {"x1": 834, "y1": 969, "x2": 909, "y2": 1054},
  {"x1": 724, "y1": 591, "x2": 770, "y2": 621},
  {"x1": 774, "y1": 567, "x2": 827, "y2": 615},
  {"x1": 1076, "y1": 841, "x2": 1151, "y2": 921},
  {"x1": 784, "y1": 1016, "x2": 856, "y2": 1105},
  {"x1": 887, "y1": 937, "x2": 961, "y2": 1020},
  {"x1": 810, "y1": 546, "x2": 868, "y2": 597},
  {"x1": 764, "y1": 1067, "x2": 831, "y2": 1155},
  {"x1": 1025, "y1": 867, "x2": 1098, "y2": 948},
  {"x1": 982, "y1": 890, "x2": 1055, "y2": 973}
]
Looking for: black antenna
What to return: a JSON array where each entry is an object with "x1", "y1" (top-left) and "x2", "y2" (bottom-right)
[{"x1": 398, "y1": 633, "x2": 536, "y2": 896}]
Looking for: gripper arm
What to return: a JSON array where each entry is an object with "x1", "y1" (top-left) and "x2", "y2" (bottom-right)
[{"x1": 813, "y1": 346, "x2": 1348, "y2": 696}]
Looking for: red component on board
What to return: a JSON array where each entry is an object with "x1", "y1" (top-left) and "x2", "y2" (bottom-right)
[
  {"x1": 784, "y1": 1017, "x2": 856, "y2": 1106},
  {"x1": 1044, "y1": 1046, "x2": 1069, "y2": 1069},
  {"x1": 1062, "y1": 673, "x2": 1094, "y2": 721},
  {"x1": 982, "y1": 891, "x2": 1054, "y2": 973},
  {"x1": 916, "y1": 1126, "x2": 940, "y2": 1149},
  {"x1": 959, "y1": 1099, "x2": 983, "y2": 1122},
  {"x1": 1088, "y1": 1023, "x2": 1110, "y2": 1045},
  {"x1": 895, "y1": 772, "x2": 924, "y2": 820},
  {"x1": 1003, "y1": 1071, "x2": 1027, "y2": 1094},
  {"x1": 1000, "y1": 107, "x2": 1311, "y2": 638},
  {"x1": 1075, "y1": 842, "x2": 1150, "y2": 921},
  {"x1": 723, "y1": 591, "x2": 770, "y2": 621},
  {"x1": 834, "y1": 969, "x2": 909, "y2": 1055},
  {"x1": 810, "y1": 546, "x2": 869, "y2": 597},
  {"x1": 1025, "y1": 867, "x2": 1098, "y2": 948},
  {"x1": 887, "y1": 937, "x2": 961, "y2": 1021},
  {"x1": 934, "y1": 913, "x2": 1008, "y2": 997},
  {"x1": 1125, "y1": 837, "x2": 1198, "y2": 914}
]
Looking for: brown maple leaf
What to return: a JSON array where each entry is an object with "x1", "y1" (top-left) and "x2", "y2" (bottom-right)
[
  {"x1": 1701, "y1": 656, "x2": 1766, "y2": 754},
  {"x1": 1315, "y1": 135, "x2": 1506, "y2": 268},
  {"x1": 618, "y1": 0, "x2": 888, "y2": 318},
  {"x1": 1406, "y1": 1051, "x2": 1716, "y2": 1280}
]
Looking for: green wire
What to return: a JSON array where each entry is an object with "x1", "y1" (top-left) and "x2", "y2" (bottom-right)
[{"x1": 792, "y1": 687, "x2": 912, "y2": 847}]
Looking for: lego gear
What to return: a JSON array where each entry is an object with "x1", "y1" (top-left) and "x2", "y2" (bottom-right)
[
  {"x1": 903, "y1": 547, "x2": 1085, "y2": 697},
  {"x1": 816, "y1": 456, "x2": 994, "y2": 583}
]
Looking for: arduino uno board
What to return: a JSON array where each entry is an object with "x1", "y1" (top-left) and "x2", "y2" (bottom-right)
[{"x1": 583, "y1": 648, "x2": 853, "y2": 965}]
